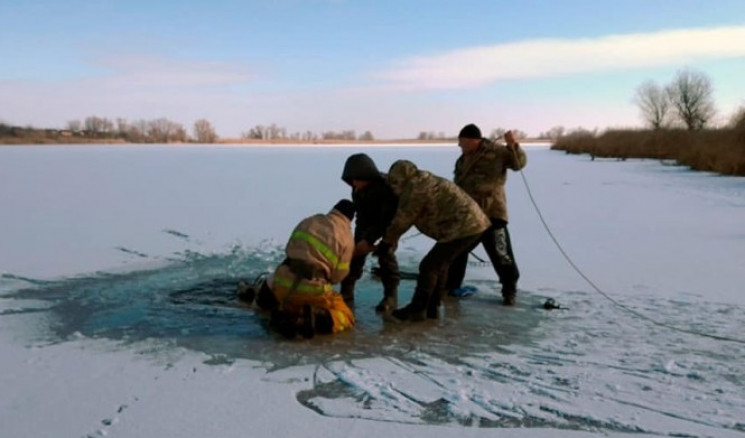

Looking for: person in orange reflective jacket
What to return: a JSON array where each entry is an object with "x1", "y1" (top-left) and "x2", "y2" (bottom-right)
[{"x1": 238, "y1": 199, "x2": 356, "y2": 338}]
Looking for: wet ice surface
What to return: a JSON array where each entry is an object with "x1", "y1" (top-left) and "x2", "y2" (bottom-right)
[
  {"x1": 3, "y1": 245, "x2": 744, "y2": 436},
  {"x1": 1, "y1": 246, "x2": 544, "y2": 367}
]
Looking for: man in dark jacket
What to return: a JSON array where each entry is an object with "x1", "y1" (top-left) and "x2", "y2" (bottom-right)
[{"x1": 341, "y1": 153, "x2": 400, "y2": 313}]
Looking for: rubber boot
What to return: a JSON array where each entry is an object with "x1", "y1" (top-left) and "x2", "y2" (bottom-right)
[
  {"x1": 375, "y1": 296, "x2": 397, "y2": 313},
  {"x1": 375, "y1": 283, "x2": 398, "y2": 313},
  {"x1": 391, "y1": 304, "x2": 425, "y2": 322},
  {"x1": 501, "y1": 285, "x2": 517, "y2": 306}
]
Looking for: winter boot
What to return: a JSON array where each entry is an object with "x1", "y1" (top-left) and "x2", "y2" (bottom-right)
[
  {"x1": 390, "y1": 304, "x2": 425, "y2": 322},
  {"x1": 426, "y1": 303, "x2": 442, "y2": 319},
  {"x1": 375, "y1": 296, "x2": 397, "y2": 313},
  {"x1": 501, "y1": 285, "x2": 517, "y2": 306}
]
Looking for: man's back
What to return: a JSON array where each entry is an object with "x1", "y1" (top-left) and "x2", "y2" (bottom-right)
[
  {"x1": 285, "y1": 209, "x2": 354, "y2": 285},
  {"x1": 454, "y1": 139, "x2": 527, "y2": 221}
]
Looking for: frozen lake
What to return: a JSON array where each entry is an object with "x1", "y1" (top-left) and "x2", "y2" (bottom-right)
[{"x1": 1, "y1": 144, "x2": 744, "y2": 437}]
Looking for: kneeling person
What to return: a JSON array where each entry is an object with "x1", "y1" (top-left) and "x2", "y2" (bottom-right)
[{"x1": 238, "y1": 200, "x2": 356, "y2": 338}]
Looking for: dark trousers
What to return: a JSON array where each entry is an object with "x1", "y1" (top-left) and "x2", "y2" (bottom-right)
[
  {"x1": 340, "y1": 240, "x2": 400, "y2": 302},
  {"x1": 446, "y1": 218, "x2": 519, "y2": 295},
  {"x1": 409, "y1": 233, "x2": 482, "y2": 315},
  {"x1": 256, "y1": 280, "x2": 279, "y2": 311}
]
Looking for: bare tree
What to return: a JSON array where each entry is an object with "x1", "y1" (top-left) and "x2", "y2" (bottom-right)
[
  {"x1": 666, "y1": 69, "x2": 716, "y2": 130},
  {"x1": 147, "y1": 118, "x2": 170, "y2": 142},
  {"x1": 419, "y1": 131, "x2": 450, "y2": 140},
  {"x1": 115, "y1": 118, "x2": 129, "y2": 137},
  {"x1": 241, "y1": 125, "x2": 263, "y2": 139},
  {"x1": 321, "y1": 130, "x2": 356, "y2": 140},
  {"x1": 634, "y1": 80, "x2": 670, "y2": 129},
  {"x1": 488, "y1": 128, "x2": 507, "y2": 140},
  {"x1": 84, "y1": 116, "x2": 114, "y2": 136},
  {"x1": 358, "y1": 131, "x2": 374, "y2": 141},
  {"x1": 546, "y1": 126, "x2": 565, "y2": 141},
  {"x1": 127, "y1": 119, "x2": 150, "y2": 142},
  {"x1": 241, "y1": 124, "x2": 286, "y2": 140},
  {"x1": 67, "y1": 120, "x2": 82, "y2": 132},
  {"x1": 171, "y1": 124, "x2": 187, "y2": 143},
  {"x1": 193, "y1": 119, "x2": 218, "y2": 143},
  {"x1": 147, "y1": 118, "x2": 186, "y2": 143},
  {"x1": 729, "y1": 105, "x2": 745, "y2": 129}
]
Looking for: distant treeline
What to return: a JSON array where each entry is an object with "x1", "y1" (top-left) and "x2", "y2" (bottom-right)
[
  {"x1": 0, "y1": 117, "x2": 202, "y2": 144},
  {"x1": 1, "y1": 123, "x2": 120, "y2": 144},
  {"x1": 551, "y1": 124, "x2": 745, "y2": 176},
  {"x1": 0, "y1": 118, "x2": 538, "y2": 145}
]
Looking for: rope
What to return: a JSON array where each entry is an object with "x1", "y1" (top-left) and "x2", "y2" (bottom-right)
[
  {"x1": 399, "y1": 232, "x2": 491, "y2": 266},
  {"x1": 515, "y1": 161, "x2": 745, "y2": 345}
]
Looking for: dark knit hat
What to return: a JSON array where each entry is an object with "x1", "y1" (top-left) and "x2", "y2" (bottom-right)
[
  {"x1": 458, "y1": 123, "x2": 482, "y2": 139},
  {"x1": 332, "y1": 199, "x2": 355, "y2": 221}
]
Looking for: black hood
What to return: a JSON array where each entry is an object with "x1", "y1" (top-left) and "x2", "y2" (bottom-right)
[{"x1": 341, "y1": 153, "x2": 383, "y2": 185}]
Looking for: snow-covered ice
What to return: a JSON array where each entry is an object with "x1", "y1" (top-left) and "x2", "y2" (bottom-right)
[{"x1": 1, "y1": 144, "x2": 743, "y2": 437}]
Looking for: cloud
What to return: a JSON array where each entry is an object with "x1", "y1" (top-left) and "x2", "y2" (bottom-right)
[
  {"x1": 373, "y1": 25, "x2": 745, "y2": 90},
  {"x1": 92, "y1": 55, "x2": 257, "y2": 88}
]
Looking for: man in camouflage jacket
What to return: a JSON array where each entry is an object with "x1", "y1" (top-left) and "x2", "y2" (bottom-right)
[
  {"x1": 447, "y1": 123, "x2": 527, "y2": 305},
  {"x1": 377, "y1": 160, "x2": 490, "y2": 321}
]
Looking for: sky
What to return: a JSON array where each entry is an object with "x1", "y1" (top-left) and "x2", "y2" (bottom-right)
[{"x1": 1, "y1": 0, "x2": 744, "y2": 139}]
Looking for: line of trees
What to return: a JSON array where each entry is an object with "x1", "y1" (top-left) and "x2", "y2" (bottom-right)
[
  {"x1": 417, "y1": 128, "x2": 530, "y2": 141},
  {"x1": 60, "y1": 119, "x2": 379, "y2": 143},
  {"x1": 63, "y1": 116, "x2": 218, "y2": 143},
  {"x1": 537, "y1": 126, "x2": 567, "y2": 141},
  {"x1": 239, "y1": 124, "x2": 375, "y2": 141},
  {"x1": 4, "y1": 116, "x2": 542, "y2": 144}
]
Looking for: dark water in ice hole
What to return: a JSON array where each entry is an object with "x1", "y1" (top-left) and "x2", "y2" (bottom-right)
[{"x1": 2, "y1": 247, "x2": 547, "y2": 370}]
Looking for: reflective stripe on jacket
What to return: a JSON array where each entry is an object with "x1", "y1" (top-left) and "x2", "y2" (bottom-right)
[{"x1": 289, "y1": 229, "x2": 350, "y2": 272}]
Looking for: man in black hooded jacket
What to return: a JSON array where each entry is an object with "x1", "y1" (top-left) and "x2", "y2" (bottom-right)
[{"x1": 341, "y1": 153, "x2": 400, "y2": 312}]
